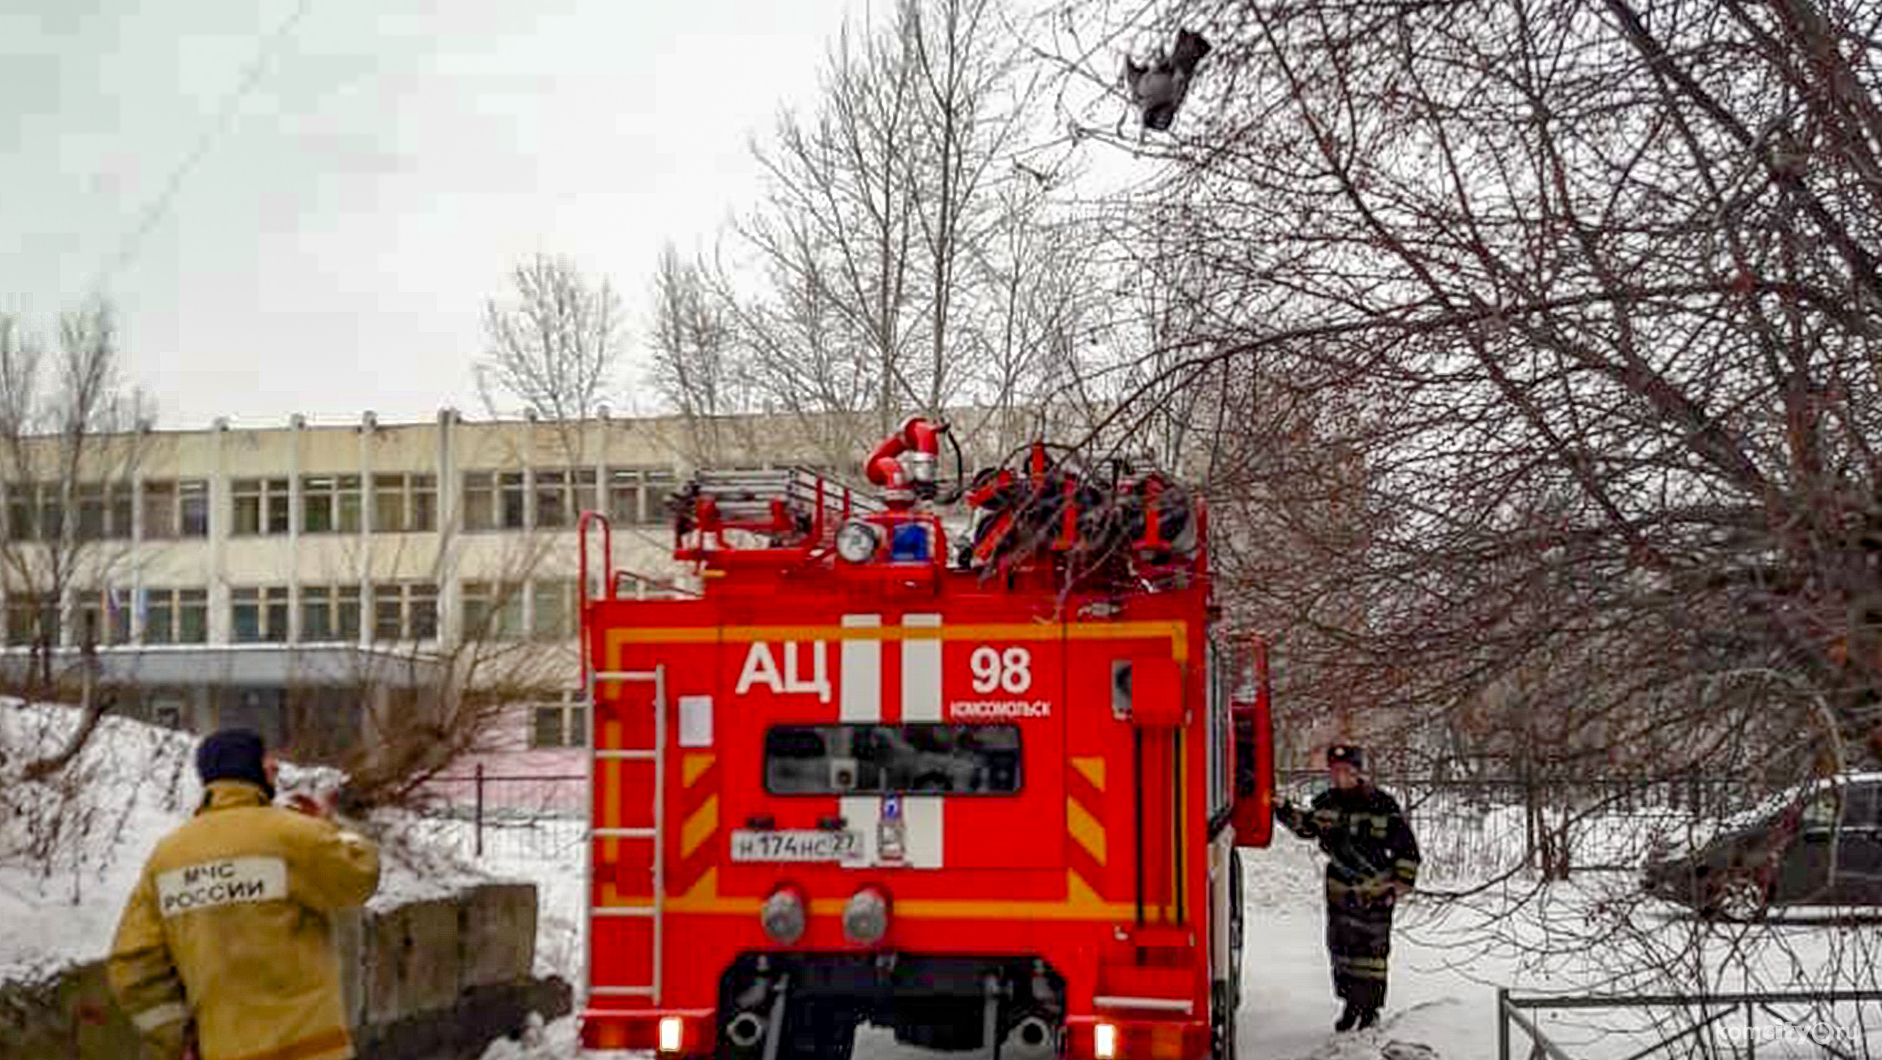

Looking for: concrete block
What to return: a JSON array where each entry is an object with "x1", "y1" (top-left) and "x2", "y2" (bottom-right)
[
  {"x1": 332, "y1": 906, "x2": 366, "y2": 1031},
  {"x1": 363, "y1": 898, "x2": 461, "y2": 1024},
  {"x1": 0, "y1": 969, "x2": 69, "y2": 1060},
  {"x1": 458, "y1": 884, "x2": 537, "y2": 988},
  {"x1": 0, "y1": 960, "x2": 141, "y2": 1060}
]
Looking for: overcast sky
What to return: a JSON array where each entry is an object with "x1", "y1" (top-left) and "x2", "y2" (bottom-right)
[{"x1": 0, "y1": 1, "x2": 876, "y2": 429}]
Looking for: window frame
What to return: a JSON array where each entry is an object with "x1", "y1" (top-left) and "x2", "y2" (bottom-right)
[
  {"x1": 142, "y1": 480, "x2": 178, "y2": 539},
  {"x1": 301, "y1": 474, "x2": 362, "y2": 535},
  {"x1": 371, "y1": 582, "x2": 439, "y2": 642},
  {"x1": 528, "y1": 690, "x2": 590, "y2": 749},
  {"x1": 373, "y1": 472, "x2": 438, "y2": 533},
  {"x1": 178, "y1": 480, "x2": 209, "y2": 537},
  {"x1": 762, "y1": 722, "x2": 1025, "y2": 796}
]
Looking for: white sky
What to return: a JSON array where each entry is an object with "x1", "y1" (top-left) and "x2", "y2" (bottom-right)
[{"x1": 0, "y1": 1, "x2": 880, "y2": 429}]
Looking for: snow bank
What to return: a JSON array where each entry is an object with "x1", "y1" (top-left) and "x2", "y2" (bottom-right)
[{"x1": 0, "y1": 700, "x2": 504, "y2": 985}]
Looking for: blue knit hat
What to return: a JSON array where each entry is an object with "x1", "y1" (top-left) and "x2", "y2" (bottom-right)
[{"x1": 196, "y1": 728, "x2": 274, "y2": 800}]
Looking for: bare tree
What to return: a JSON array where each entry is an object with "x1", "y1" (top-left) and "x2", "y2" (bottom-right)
[
  {"x1": 312, "y1": 526, "x2": 569, "y2": 808},
  {"x1": 1032, "y1": 0, "x2": 1882, "y2": 1013},
  {"x1": 1049, "y1": 0, "x2": 1882, "y2": 778},
  {"x1": 646, "y1": 243, "x2": 752, "y2": 466},
  {"x1": 0, "y1": 304, "x2": 149, "y2": 770},
  {"x1": 477, "y1": 254, "x2": 624, "y2": 422},
  {"x1": 695, "y1": 0, "x2": 1068, "y2": 461}
]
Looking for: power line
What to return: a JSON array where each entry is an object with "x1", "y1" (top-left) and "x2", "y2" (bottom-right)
[{"x1": 85, "y1": 0, "x2": 315, "y2": 298}]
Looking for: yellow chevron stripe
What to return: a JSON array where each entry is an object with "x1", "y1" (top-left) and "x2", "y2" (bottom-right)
[
  {"x1": 682, "y1": 752, "x2": 714, "y2": 788},
  {"x1": 1068, "y1": 797, "x2": 1108, "y2": 865},
  {"x1": 681, "y1": 795, "x2": 719, "y2": 859},
  {"x1": 1071, "y1": 756, "x2": 1107, "y2": 792}
]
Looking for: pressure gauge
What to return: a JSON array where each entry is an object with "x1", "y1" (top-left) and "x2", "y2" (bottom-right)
[{"x1": 836, "y1": 520, "x2": 879, "y2": 563}]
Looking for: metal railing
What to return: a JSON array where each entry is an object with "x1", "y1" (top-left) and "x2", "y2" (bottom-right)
[
  {"x1": 412, "y1": 766, "x2": 587, "y2": 862},
  {"x1": 1499, "y1": 988, "x2": 1882, "y2": 1060},
  {"x1": 1277, "y1": 771, "x2": 1761, "y2": 881}
]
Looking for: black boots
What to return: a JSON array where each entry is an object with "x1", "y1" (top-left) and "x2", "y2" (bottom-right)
[{"x1": 1334, "y1": 1002, "x2": 1379, "y2": 1032}]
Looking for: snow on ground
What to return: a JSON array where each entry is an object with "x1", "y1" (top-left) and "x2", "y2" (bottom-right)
[
  {"x1": 0, "y1": 701, "x2": 498, "y2": 985},
  {"x1": 19, "y1": 709, "x2": 1856, "y2": 1060},
  {"x1": 472, "y1": 821, "x2": 1882, "y2": 1059}
]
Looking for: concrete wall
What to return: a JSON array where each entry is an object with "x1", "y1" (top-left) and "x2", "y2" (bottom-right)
[{"x1": 0, "y1": 882, "x2": 569, "y2": 1060}]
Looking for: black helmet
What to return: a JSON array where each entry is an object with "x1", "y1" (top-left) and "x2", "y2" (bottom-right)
[{"x1": 1326, "y1": 744, "x2": 1365, "y2": 771}]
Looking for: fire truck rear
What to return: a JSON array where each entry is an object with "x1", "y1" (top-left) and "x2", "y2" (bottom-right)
[{"x1": 576, "y1": 419, "x2": 1275, "y2": 1060}]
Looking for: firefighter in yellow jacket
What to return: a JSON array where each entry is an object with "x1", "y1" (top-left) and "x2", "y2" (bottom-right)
[{"x1": 108, "y1": 728, "x2": 380, "y2": 1060}]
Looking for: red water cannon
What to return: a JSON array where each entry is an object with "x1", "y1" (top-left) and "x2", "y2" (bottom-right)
[{"x1": 865, "y1": 416, "x2": 947, "y2": 509}]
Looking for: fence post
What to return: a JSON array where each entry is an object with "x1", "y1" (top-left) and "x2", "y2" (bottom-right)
[
  {"x1": 1497, "y1": 987, "x2": 1510, "y2": 1060},
  {"x1": 474, "y1": 762, "x2": 485, "y2": 858}
]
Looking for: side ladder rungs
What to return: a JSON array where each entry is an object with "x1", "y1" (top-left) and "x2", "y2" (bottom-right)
[
  {"x1": 590, "y1": 985, "x2": 658, "y2": 997},
  {"x1": 595, "y1": 749, "x2": 657, "y2": 761},
  {"x1": 592, "y1": 904, "x2": 660, "y2": 918},
  {"x1": 592, "y1": 670, "x2": 661, "y2": 682}
]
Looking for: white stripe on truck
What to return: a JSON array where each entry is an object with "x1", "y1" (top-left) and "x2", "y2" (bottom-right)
[
  {"x1": 901, "y1": 613, "x2": 945, "y2": 868},
  {"x1": 840, "y1": 614, "x2": 882, "y2": 866}
]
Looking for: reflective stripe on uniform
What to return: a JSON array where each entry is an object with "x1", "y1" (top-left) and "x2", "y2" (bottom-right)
[{"x1": 130, "y1": 1001, "x2": 188, "y2": 1032}]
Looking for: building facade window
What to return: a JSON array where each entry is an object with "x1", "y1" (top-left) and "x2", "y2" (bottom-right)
[
  {"x1": 300, "y1": 585, "x2": 362, "y2": 642},
  {"x1": 3, "y1": 595, "x2": 57, "y2": 647},
  {"x1": 77, "y1": 483, "x2": 133, "y2": 540},
  {"x1": 142, "y1": 481, "x2": 176, "y2": 539},
  {"x1": 372, "y1": 582, "x2": 438, "y2": 641},
  {"x1": 372, "y1": 473, "x2": 436, "y2": 533},
  {"x1": 3, "y1": 483, "x2": 76, "y2": 541},
  {"x1": 460, "y1": 580, "x2": 523, "y2": 640},
  {"x1": 232, "y1": 478, "x2": 291, "y2": 536},
  {"x1": 301, "y1": 475, "x2": 362, "y2": 534},
  {"x1": 179, "y1": 480, "x2": 209, "y2": 537},
  {"x1": 231, "y1": 586, "x2": 290, "y2": 643},
  {"x1": 606, "y1": 467, "x2": 675, "y2": 524},
  {"x1": 529, "y1": 690, "x2": 588, "y2": 749},
  {"x1": 142, "y1": 588, "x2": 208, "y2": 645},
  {"x1": 462, "y1": 470, "x2": 528, "y2": 531},
  {"x1": 531, "y1": 578, "x2": 578, "y2": 641},
  {"x1": 75, "y1": 589, "x2": 133, "y2": 646},
  {"x1": 499, "y1": 471, "x2": 526, "y2": 529},
  {"x1": 146, "y1": 480, "x2": 212, "y2": 538},
  {"x1": 532, "y1": 469, "x2": 596, "y2": 530}
]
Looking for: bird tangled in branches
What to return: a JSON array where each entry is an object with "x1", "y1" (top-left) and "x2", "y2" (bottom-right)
[{"x1": 1124, "y1": 29, "x2": 1212, "y2": 131}]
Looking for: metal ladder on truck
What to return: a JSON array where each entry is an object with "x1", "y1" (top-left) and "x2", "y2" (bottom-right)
[{"x1": 578, "y1": 509, "x2": 671, "y2": 1006}]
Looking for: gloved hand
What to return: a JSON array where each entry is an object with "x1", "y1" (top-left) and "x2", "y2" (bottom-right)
[{"x1": 284, "y1": 792, "x2": 331, "y2": 818}]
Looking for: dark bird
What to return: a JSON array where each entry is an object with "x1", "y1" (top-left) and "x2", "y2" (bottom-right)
[{"x1": 1123, "y1": 29, "x2": 1212, "y2": 131}]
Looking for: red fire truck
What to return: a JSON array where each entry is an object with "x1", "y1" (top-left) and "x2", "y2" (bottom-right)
[{"x1": 575, "y1": 419, "x2": 1274, "y2": 1060}]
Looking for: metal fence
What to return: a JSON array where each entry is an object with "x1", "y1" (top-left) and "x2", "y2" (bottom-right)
[
  {"x1": 410, "y1": 767, "x2": 1762, "y2": 878},
  {"x1": 409, "y1": 766, "x2": 587, "y2": 862},
  {"x1": 1277, "y1": 771, "x2": 1761, "y2": 882},
  {"x1": 1499, "y1": 988, "x2": 1882, "y2": 1059}
]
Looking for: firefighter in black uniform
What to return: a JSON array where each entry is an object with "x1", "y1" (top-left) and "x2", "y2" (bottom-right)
[{"x1": 1274, "y1": 744, "x2": 1420, "y2": 1032}]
